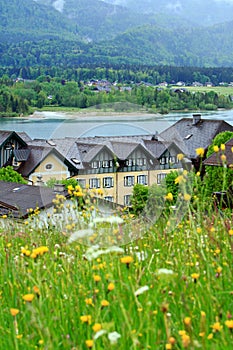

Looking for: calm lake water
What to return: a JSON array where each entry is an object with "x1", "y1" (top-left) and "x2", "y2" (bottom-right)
[{"x1": 1, "y1": 110, "x2": 233, "y2": 139}]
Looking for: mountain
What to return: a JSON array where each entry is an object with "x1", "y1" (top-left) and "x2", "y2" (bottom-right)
[
  {"x1": 88, "y1": 21, "x2": 233, "y2": 66},
  {"x1": 104, "y1": 0, "x2": 233, "y2": 26},
  {"x1": 1, "y1": 0, "x2": 233, "y2": 68},
  {"x1": 0, "y1": 0, "x2": 77, "y2": 42},
  {"x1": 32, "y1": 0, "x2": 192, "y2": 41}
]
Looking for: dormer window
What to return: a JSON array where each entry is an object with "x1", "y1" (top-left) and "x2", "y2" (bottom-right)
[{"x1": 91, "y1": 161, "x2": 99, "y2": 168}]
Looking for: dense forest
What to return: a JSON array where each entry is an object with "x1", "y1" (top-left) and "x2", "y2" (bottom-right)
[
  {"x1": 2, "y1": 1, "x2": 233, "y2": 68},
  {"x1": 2, "y1": 65, "x2": 233, "y2": 85},
  {"x1": 1, "y1": 73, "x2": 232, "y2": 116}
]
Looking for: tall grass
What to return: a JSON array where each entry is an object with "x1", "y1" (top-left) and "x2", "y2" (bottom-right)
[{"x1": 0, "y1": 182, "x2": 233, "y2": 349}]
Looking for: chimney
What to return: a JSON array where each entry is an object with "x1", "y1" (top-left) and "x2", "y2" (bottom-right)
[
  {"x1": 53, "y1": 183, "x2": 66, "y2": 193},
  {"x1": 192, "y1": 114, "x2": 201, "y2": 125},
  {"x1": 35, "y1": 174, "x2": 44, "y2": 186},
  {"x1": 151, "y1": 131, "x2": 159, "y2": 141}
]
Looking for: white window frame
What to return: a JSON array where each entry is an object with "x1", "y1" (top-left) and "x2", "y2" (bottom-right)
[
  {"x1": 137, "y1": 175, "x2": 148, "y2": 185},
  {"x1": 103, "y1": 177, "x2": 114, "y2": 188},
  {"x1": 91, "y1": 161, "x2": 99, "y2": 169},
  {"x1": 124, "y1": 195, "x2": 131, "y2": 206},
  {"x1": 89, "y1": 178, "x2": 100, "y2": 189},
  {"x1": 104, "y1": 196, "x2": 114, "y2": 202},
  {"x1": 169, "y1": 156, "x2": 176, "y2": 164},
  {"x1": 124, "y1": 176, "x2": 135, "y2": 187},
  {"x1": 77, "y1": 178, "x2": 86, "y2": 188},
  {"x1": 102, "y1": 160, "x2": 110, "y2": 168},
  {"x1": 157, "y1": 173, "x2": 167, "y2": 184}
]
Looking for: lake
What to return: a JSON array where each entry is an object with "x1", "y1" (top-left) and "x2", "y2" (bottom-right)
[{"x1": 1, "y1": 109, "x2": 233, "y2": 139}]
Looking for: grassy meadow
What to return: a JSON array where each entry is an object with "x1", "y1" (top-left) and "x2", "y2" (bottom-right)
[
  {"x1": 185, "y1": 86, "x2": 233, "y2": 96},
  {"x1": 0, "y1": 174, "x2": 233, "y2": 350}
]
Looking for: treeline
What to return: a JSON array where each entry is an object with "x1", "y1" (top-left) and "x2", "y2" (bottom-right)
[
  {"x1": 1, "y1": 64, "x2": 233, "y2": 85},
  {"x1": 0, "y1": 75, "x2": 232, "y2": 116}
]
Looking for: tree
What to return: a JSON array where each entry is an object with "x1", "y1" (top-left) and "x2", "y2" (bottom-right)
[
  {"x1": 0, "y1": 166, "x2": 27, "y2": 184},
  {"x1": 204, "y1": 131, "x2": 233, "y2": 196},
  {"x1": 131, "y1": 184, "x2": 149, "y2": 215}
]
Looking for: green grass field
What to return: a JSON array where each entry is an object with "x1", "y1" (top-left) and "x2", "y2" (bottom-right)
[
  {"x1": 1, "y1": 178, "x2": 233, "y2": 349},
  {"x1": 185, "y1": 86, "x2": 233, "y2": 96}
]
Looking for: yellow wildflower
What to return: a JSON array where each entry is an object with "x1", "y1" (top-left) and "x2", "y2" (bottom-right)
[
  {"x1": 101, "y1": 299, "x2": 109, "y2": 307},
  {"x1": 221, "y1": 154, "x2": 226, "y2": 162},
  {"x1": 177, "y1": 153, "x2": 184, "y2": 161},
  {"x1": 33, "y1": 285, "x2": 40, "y2": 295},
  {"x1": 22, "y1": 294, "x2": 34, "y2": 302},
  {"x1": 229, "y1": 229, "x2": 233, "y2": 235},
  {"x1": 211, "y1": 321, "x2": 222, "y2": 332},
  {"x1": 213, "y1": 145, "x2": 219, "y2": 152},
  {"x1": 181, "y1": 334, "x2": 190, "y2": 348},
  {"x1": 191, "y1": 273, "x2": 200, "y2": 282},
  {"x1": 207, "y1": 333, "x2": 213, "y2": 339},
  {"x1": 93, "y1": 275, "x2": 101, "y2": 282},
  {"x1": 183, "y1": 193, "x2": 191, "y2": 201},
  {"x1": 10, "y1": 308, "x2": 19, "y2": 316},
  {"x1": 85, "y1": 339, "x2": 94, "y2": 348},
  {"x1": 225, "y1": 320, "x2": 233, "y2": 329},
  {"x1": 165, "y1": 192, "x2": 173, "y2": 201},
  {"x1": 107, "y1": 282, "x2": 115, "y2": 291},
  {"x1": 80, "y1": 315, "x2": 92, "y2": 324},
  {"x1": 120, "y1": 256, "x2": 133, "y2": 264},
  {"x1": 184, "y1": 317, "x2": 191, "y2": 326},
  {"x1": 85, "y1": 298, "x2": 94, "y2": 306},
  {"x1": 175, "y1": 175, "x2": 184, "y2": 184},
  {"x1": 220, "y1": 144, "x2": 225, "y2": 151},
  {"x1": 196, "y1": 148, "x2": 205, "y2": 157},
  {"x1": 92, "y1": 323, "x2": 102, "y2": 332}
]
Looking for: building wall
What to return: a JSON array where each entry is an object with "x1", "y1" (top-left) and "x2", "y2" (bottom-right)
[
  {"x1": 29, "y1": 154, "x2": 70, "y2": 184},
  {"x1": 74, "y1": 168, "x2": 179, "y2": 206}
]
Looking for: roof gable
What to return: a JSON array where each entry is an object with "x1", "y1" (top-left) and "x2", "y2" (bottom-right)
[{"x1": 160, "y1": 117, "x2": 233, "y2": 158}]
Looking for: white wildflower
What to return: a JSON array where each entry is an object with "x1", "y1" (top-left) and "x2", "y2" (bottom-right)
[
  {"x1": 134, "y1": 285, "x2": 149, "y2": 296},
  {"x1": 93, "y1": 330, "x2": 107, "y2": 340},
  {"x1": 108, "y1": 331, "x2": 121, "y2": 344},
  {"x1": 67, "y1": 229, "x2": 94, "y2": 243},
  {"x1": 83, "y1": 245, "x2": 124, "y2": 261},
  {"x1": 157, "y1": 268, "x2": 174, "y2": 275}
]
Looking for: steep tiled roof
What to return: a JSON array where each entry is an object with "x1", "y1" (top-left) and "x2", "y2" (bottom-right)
[
  {"x1": 0, "y1": 130, "x2": 31, "y2": 146},
  {"x1": 0, "y1": 181, "x2": 68, "y2": 218},
  {"x1": 159, "y1": 117, "x2": 233, "y2": 158},
  {"x1": 0, "y1": 130, "x2": 14, "y2": 145},
  {"x1": 17, "y1": 146, "x2": 55, "y2": 177}
]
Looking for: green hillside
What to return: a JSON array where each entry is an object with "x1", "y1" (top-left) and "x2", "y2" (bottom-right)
[
  {"x1": 1, "y1": 0, "x2": 233, "y2": 68},
  {"x1": 0, "y1": 0, "x2": 77, "y2": 42}
]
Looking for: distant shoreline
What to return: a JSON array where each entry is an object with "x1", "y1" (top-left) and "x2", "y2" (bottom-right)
[{"x1": 28, "y1": 110, "x2": 162, "y2": 120}]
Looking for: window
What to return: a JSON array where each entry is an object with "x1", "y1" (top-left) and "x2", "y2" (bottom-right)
[
  {"x1": 45, "y1": 163, "x2": 53, "y2": 170},
  {"x1": 160, "y1": 157, "x2": 166, "y2": 165},
  {"x1": 124, "y1": 195, "x2": 131, "y2": 206},
  {"x1": 126, "y1": 159, "x2": 135, "y2": 166},
  {"x1": 169, "y1": 156, "x2": 176, "y2": 164},
  {"x1": 77, "y1": 178, "x2": 86, "y2": 188},
  {"x1": 89, "y1": 178, "x2": 100, "y2": 189},
  {"x1": 102, "y1": 160, "x2": 110, "y2": 168},
  {"x1": 137, "y1": 175, "x2": 148, "y2": 185},
  {"x1": 157, "y1": 173, "x2": 167, "y2": 184},
  {"x1": 91, "y1": 161, "x2": 99, "y2": 168},
  {"x1": 124, "y1": 176, "x2": 135, "y2": 187},
  {"x1": 103, "y1": 177, "x2": 114, "y2": 188},
  {"x1": 104, "y1": 196, "x2": 114, "y2": 202},
  {"x1": 137, "y1": 158, "x2": 146, "y2": 166}
]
